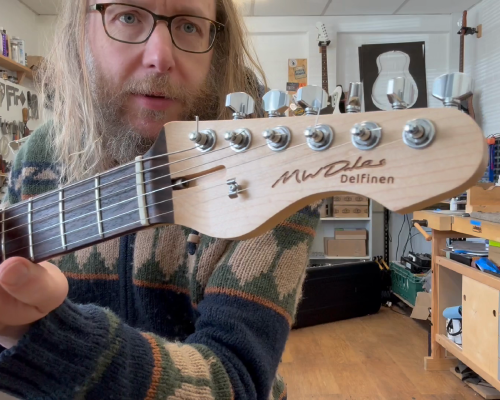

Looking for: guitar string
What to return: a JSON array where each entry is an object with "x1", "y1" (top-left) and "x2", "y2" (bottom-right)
[
  {"x1": 1, "y1": 143, "x2": 234, "y2": 224},
  {"x1": 2, "y1": 142, "x2": 268, "y2": 235},
  {"x1": 5, "y1": 138, "x2": 311, "y2": 247},
  {"x1": 29, "y1": 188, "x2": 250, "y2": 262},
  {"x1": 7, "y1": 136, "x2": 401, "y2": 260},
  {"x1": 2, "y1": 145, "x2": 199, "y2": 215},
  {"x1": 3, "y1": 108, "x2": 327, "y2": 221}
]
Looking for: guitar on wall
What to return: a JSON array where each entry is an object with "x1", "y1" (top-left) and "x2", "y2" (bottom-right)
[
  {"x1": 0, "y1": 89, "x2": 487, "y2": 264},
  {"x1": 316, "y1": 22, "x2": 344, "y2": 114},
  {"x1": 458, "y1": 10, "x2": 476, "y2": 119}
]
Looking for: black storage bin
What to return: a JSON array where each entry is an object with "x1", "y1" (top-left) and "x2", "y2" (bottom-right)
[{"x1": 294, "y1": 261, "x2": 382, "y2": 329}]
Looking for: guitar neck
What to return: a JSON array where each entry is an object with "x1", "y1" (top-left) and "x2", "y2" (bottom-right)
[
  {"x1": 321, "y1": 46, "x2": 329, "y2": 94},
  {"x1": 1, "y1": 153, "x2": 173, "y2": 263},
  {"x1": 459, "y1": 11, "x2": 467, "y2": 73}
]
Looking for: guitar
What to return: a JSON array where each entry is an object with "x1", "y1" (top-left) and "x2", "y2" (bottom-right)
[
  {"x1": 0, "y1": 105, "x2": 487, "y2": 264},
  {"x1": 316, "y1": 22, "x2": 336, "y2": 115},
  {"x1": 458, "y1": 10, "x2": 476, "y2": 119}
]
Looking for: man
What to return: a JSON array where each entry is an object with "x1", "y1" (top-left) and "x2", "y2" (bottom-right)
[{"x1": 0, "y1": 1, "x2": 319, "y2": 399}]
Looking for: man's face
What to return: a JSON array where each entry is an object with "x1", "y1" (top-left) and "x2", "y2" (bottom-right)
[{"x1": 87, "y1": 0, "x2": 217, "y2": 142}]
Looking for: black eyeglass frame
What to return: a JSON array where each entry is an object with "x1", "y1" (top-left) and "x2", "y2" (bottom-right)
[{"x1": 89, "y1": 3, "x2": 225, "y2": 54}]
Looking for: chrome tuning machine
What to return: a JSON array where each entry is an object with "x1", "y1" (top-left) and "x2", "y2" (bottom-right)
[
  {"x1": 262, "y1": 90, "x2": 291, "y2": 152},
  {"x1": 189, "y1": 116, "x2": 217, "y2": 153},
  {"x1": 297, "y1": 86, "x2": 334, "y2": 151},
  {"x1": 224, "y1": 92, "x2": 254, "y2": 152}
]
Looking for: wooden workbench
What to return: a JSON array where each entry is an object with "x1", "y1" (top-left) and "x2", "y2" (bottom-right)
[{"x1": 414, "y1": 210, "x2": 500, "y2": 392}]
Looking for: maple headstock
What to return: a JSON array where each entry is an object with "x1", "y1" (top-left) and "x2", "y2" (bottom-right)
[{"x1": 143, "y1": 99, "x2": 486, "y2": 240}]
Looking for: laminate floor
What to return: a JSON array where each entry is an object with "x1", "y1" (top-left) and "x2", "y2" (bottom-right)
[{"x1": 279, "y1": 307, "x2": 479, "y2": 400}]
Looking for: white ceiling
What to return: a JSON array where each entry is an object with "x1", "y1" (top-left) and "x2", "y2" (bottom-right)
[{"x1": 19, "y1": 0, "x2": 483, "y2": 16}]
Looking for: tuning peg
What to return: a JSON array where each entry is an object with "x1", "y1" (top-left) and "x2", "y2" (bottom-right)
[
  {"x1": 226, "y1": 92, "x2": 256, "y2": 120},
  {"x1": 432, "y1": 73, "x2": 473, "y2": 109},
  {"x1": 387, "y1": 77, "x2": 410, "y2": 110},
  {"x1": 296, "y1": 86, "x2": 329, "y2": 116},
  {"x1": 346, "y1": 82, "x2": 363, "y2": 113},
  {"x1": 263, "y1": 90, "x2": 291, "y2": 118}
]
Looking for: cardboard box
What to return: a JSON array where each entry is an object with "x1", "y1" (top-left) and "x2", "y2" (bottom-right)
[
  {"x1": 319, "y1": 197, "x2": 333, "y2": 218},
  {"x1": 333, "y1": 205, "x2": 369, "y2": 218},
  {"x1": 333, "y1": 194, "x2": 369, "y2": 205},
  {"x1": 489, "y1": 245, "x2": 500, "y2": 266},
  {"x1": 410, "y1": 292, "x2": 432, "y2": 321},
  {"x1": 335, "y1": 229, "x2": 367, "y2": 240},
  {"x1": 324, "y1": 238, "x2": 366, "y2": 257}
]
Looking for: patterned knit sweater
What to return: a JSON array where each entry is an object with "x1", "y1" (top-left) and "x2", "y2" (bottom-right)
[{"x1": 0, "y1": 123, "x2": 320, "y2": 400}]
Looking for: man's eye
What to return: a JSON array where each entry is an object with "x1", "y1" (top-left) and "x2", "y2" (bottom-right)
[
  {"x1": 182, "y1": 23, "x2": 197, "y2": 34},
  {"x1": 119, "y1": 14, "x2": 137, "y2": 24}
]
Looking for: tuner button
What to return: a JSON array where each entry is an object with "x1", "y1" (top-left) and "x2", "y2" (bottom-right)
[
  {"x1": 263, "y1": 90, "x2": 291, "y2": 118},
  {"x1": 432, "y1": 72, "x2": 473, "y2": 109},
  {"x1": 402, "y1": 119, "x2": 435, "y2": 149},
  {"x1": 346, "y1": 82, "x2": 363, "y2": 113},
  {"x1": 226, "y1": 92, "x2": 256, "y2": 119},
  {"x1": 387, "y1": 77, "x2": 410, "y2": 110},
  {"x1": 351, "y1": 122, "x2": 382, "y2": 151},
  {"x1": 296, "y1": 86, "x2": 329, "y2": 116}
]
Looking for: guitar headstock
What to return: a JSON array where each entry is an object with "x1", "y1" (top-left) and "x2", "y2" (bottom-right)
[
  {"x1": 316, "y1": 22, "x2": 331, "y2": 47},
  {"x1": 144, "y1": 88, "x2": 487, "y2": 240}
]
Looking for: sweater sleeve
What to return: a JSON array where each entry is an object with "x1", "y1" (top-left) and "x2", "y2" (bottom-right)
[{"x1": 0, "y1": 203, "x2": 320, "y2": 400}]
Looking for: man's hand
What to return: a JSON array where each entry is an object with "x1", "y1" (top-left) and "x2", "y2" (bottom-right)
[{"x1": 0, "y1": 258, "x2": 68, "y2": 349}]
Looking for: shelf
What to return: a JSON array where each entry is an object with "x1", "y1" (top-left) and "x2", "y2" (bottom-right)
[
  {"x1": 436, "y1": 334, "x2": 500, "y2": 393},
  {"x1": 310, "y1": 254, "x2": 371, "y2": 260},
  {"x1": 437, "y1": 256, "x2": 500, "y2": 292},
  {"x1": 321, "y1": 218, "x2": 371, "y2": 221},
  {"x1": 0, "y1": 54, "x2": 33, "y2": 84}
]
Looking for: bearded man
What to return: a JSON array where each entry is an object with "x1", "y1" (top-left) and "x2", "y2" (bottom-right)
[{"x1": 0, "y1": 1, "x2": 319, "y2": 399}]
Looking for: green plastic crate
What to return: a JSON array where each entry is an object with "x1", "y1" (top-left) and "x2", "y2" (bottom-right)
[{"x1": 390, "y1": 262, "x2": 425, "y2": 306}]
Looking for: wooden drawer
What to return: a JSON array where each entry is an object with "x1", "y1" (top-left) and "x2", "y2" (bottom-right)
[{"x1": 462, "y1": 276, "x2": 500, "y2": 378}]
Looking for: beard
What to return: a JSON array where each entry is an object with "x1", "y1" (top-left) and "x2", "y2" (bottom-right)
[{"x1": 86, "y1": 50, "x2": 219, "y2": 166}]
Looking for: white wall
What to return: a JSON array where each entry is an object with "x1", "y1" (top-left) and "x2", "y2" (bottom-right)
[
  {"x1": 36, "y1": 15, "x2": 57, "y2": 57},
  {"x1": 461, "y1": 0, "x2": 500, "y2": 136},
  {"x1": 0, "y1": 0, "x2": 39, "y2": 56}
]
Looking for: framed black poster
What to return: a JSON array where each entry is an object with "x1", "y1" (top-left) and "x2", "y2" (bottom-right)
[{"x1": 359, "y1": 41, "x2": 428, "y2": 112}]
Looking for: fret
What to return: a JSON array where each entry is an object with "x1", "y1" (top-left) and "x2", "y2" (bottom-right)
[
  {"x1": 135, "y1": 156, "x2": 150, "y2": 226},
  {"x1": 1, "y1": 210, "x2": 5, "y2": 262},
  {"x1": 59, "y1": 189, "x2": 67, "y2": 250},
  {"x1": 94, "y1": 176, "x2": 104, "y2": 238},
  {"x1": 28, "y1": 199, "x2": 34, "y2": 261}
]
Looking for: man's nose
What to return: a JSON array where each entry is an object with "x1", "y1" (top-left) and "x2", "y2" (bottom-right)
[{"x1": 142, "y1": 22, "x2": 176, "y2": 73}]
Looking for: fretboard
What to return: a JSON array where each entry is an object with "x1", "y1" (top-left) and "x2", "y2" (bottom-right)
[
  {"x1": 1, "y1": 152, "x2": 174, "y2": 263},
  {"x1": 321, "y1": 46, "x2": 329, "y2": 94}
]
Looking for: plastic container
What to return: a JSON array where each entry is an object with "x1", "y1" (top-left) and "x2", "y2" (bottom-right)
[{"x1": 390, "y1": 262, "x2": 425, "y2": 306}]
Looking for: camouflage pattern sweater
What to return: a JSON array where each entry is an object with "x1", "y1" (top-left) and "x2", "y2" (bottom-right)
[{"x1": 0, "y1": 123, "x2": 320, "y2": 400}]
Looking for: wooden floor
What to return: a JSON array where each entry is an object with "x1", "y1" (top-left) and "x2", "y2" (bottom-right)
[{"x1": 279, "y1": 307, "x2": 479, "y2": 400}]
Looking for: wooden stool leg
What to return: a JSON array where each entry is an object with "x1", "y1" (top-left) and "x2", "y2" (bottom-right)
[{"x1": 425, "y1": 230, "x2": 457, "y2": 371}]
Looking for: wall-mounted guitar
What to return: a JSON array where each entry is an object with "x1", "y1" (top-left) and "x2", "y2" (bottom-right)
[
  {"x1": 457, "y1": 10, "x2": 479, "y2": 119},
  {"x1": 316, "y1": 22, "x2": 344, "y2": 115},
  {"x1": 0, "y1": 82, "x2": 487, "y2": 264}
]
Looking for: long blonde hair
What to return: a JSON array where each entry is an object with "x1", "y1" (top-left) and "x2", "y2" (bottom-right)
[{"x1": 39, "y1": 0, "x2": 267, "y2": 184}]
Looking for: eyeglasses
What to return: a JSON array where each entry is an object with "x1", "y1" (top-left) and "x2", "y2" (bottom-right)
[{"x1": 89, "y1": 3, "x2": 225, "y2": 54}]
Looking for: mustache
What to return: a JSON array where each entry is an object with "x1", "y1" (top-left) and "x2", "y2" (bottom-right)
[{"x1": 121, "y1": 74, "x2": 211, "y2": 103}]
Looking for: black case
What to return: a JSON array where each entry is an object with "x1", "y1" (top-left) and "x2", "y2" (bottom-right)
[{"x1": 293, "y1": 261, "x2": 382, "y2": 329}]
